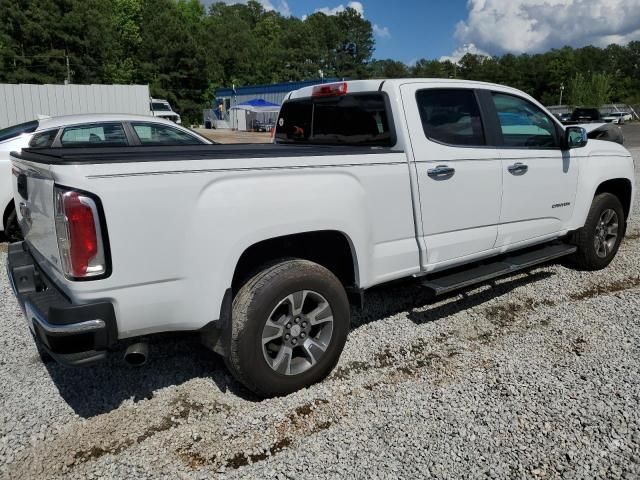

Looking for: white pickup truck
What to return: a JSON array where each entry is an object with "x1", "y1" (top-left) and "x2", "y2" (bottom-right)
[{"x1": 7, "y1": 80, "x2": 635, "y2": 397}]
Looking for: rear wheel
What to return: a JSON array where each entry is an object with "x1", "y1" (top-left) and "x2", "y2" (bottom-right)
[
  {"x1": 226, "y1": 259, "x2": 350, "y2": 397},
  {"x1": 570, "y1": 193, "x2": 625, "y2": 271}
]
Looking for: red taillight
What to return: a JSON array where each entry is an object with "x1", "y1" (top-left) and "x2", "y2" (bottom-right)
[
  {"x1": 312, "y1": 82, "x2": 348, "y2": 97},
  {"x1": 54, "y1": 188, "x2": 106, "y2": 279},
  {"x1": 65, "y1": 192, "x2": 98, "y2": 276}
]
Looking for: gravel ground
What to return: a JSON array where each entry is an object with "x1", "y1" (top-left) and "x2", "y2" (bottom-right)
[
  {"x1": 1, "y1": 151, "x2": 640, "y2": 480},
  {"x1": 622, "y1": 123, "x2": 640, "y2": 149}
]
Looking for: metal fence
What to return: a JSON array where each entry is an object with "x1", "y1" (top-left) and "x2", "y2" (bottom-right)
[
  {"x1": 547, "y1": 104, "x2": 639, "y2": 119},
  {"x1": 0, "y1": 84, "x2": 151, "y2": 129}
]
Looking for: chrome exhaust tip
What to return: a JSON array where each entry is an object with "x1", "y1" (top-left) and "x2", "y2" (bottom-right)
[{"x1": 124, "y1": 342, "x2": 149, "y2": 367}]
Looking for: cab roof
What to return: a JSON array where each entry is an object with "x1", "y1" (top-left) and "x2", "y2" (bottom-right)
[{"x1": 287, "y1": 78, "x2": 530, "y2": 100}]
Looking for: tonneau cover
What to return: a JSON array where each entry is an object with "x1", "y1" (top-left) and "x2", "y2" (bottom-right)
[{"x1": 13, "y1": 144, "x2": 400, "y2": 165}]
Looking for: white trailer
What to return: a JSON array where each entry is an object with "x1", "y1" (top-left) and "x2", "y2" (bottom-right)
[{"x1": 0, "y1": 84, "x2": 151, "y2": 129}]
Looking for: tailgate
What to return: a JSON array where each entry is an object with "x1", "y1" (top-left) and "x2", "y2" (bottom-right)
[{"x1": 11, "y1": 154, "x2": 61, "y2": 273}]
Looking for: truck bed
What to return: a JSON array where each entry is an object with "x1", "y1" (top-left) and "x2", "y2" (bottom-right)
[{"x1": 13, "y1": 144, "x2": 400, "y2": 165}]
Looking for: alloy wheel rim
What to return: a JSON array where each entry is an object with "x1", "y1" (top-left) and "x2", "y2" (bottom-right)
[
  {"x1": 594, "y1": 208, "x2": 619, "y2": 259},
  {"x1": 261, "y1": 290, "x2": 334, "y2": 376}
]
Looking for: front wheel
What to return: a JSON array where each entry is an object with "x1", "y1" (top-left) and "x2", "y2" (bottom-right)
[
  {"x1": 570, "y1": 193, "x2": 625, "y2": 271},
  {"x1": 226, "y1": 259, "x2": 350, "y2": 397}
]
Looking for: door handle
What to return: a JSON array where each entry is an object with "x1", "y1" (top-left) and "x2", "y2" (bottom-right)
[
  {"x1": 508, "y1": 162, "x2": 528, "y2": 175},
  {"x1": 427, "y1": 165, "x2": 455, "y2": 178}
]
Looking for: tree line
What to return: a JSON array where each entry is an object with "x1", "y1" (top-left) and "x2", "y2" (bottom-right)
[
  {"x1": 1, "y1": 0, "x2": 639, "y2": 123},
  {"x1": 371, "y1": 45, "x2": 640, "y2": 109}
]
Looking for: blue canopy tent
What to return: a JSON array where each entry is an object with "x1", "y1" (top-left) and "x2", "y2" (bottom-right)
[{"x1": 229, "y1": 98, "x2": 281, "y2": 131}]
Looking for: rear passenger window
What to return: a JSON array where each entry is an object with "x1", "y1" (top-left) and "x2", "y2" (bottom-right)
[
  {"x1": 60, "y1": 123, "x2": 127, "y2": 147},
  {"x1": 416, "y1": 89, "x2": 485, "y2": 146},
  {"x1": 492, "y1": 93, "x2": 558, "y2": 148},
  {"x1": 275, "y1": 94, "x2": 392, "y2": 146},
  {"x1": 131, "y1": 123, "x2": 203, "y2": 145}
]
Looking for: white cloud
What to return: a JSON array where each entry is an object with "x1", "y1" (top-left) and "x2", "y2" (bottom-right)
[
  {"x1": 454, "y1": 0, "x2": 640, "y2": 55},
  {"x1": 440, "y1": 43, "x2": 490, "y2": 63},
  {"x1": 314, "y1": 1, "x2": 365, "y2": 17},
  {"x1": 373, "y1": 24, "x2": 391, "y2": 39},
  {"x1": 310, "y1": 2, "x2": 391, "y2": 39},
  {"x1": 277, "y1": 0, "x2": 291, "y2": 16},
  {"x1": 209, "y1": 0, "x2": 291, "y2": 16}
]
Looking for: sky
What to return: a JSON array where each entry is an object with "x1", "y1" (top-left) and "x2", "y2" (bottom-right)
[{"x1": 208, "y1": 0, "x2": 640, "y2": 64}]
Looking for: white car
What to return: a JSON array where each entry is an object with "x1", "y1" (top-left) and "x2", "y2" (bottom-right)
[
  {"x1": 150, "y1": 98, "x2": 182, "y2": 124},
  {"x1": 603, "y1": 112, "x2": 633, "y2": 124},
  {"x1": 8, "y1": 80, "x2": 635, "y2": 397},
  {"x1": 0, "y1": 114, "x2": 210, "y2": 239}
]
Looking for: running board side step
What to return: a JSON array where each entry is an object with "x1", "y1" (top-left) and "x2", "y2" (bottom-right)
[{"x1": 421, "y1": 243, "x2": 577, "y2": 296}]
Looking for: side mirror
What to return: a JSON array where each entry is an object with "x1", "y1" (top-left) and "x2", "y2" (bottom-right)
[{"x1": 564, "y1": 126, "x2": 588, "y2": 149}]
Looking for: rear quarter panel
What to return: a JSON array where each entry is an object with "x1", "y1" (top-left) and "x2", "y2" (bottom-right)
[
  {"x1": 45, "y1": 152, "x2": 418, "y2": 338},
  {"x1": 0, "y1": 135, "x2": 31, "y2": 229}
]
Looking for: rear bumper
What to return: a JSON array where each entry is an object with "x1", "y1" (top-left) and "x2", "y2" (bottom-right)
[{"x1": 7, "y1": 242, "x2": 118, "y2": 366}]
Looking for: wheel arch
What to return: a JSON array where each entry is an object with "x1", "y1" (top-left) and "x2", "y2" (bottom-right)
[
  {"x1": 231, "y1": 230, "x2": 360, "y2": 295},
  {"x1": 594, "y1": 178, "x2": 633, "y2": 220}
]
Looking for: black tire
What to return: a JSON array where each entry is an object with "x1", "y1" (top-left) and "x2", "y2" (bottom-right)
[
  {"x1": 225, "y1": 259, "x2": 350, "y2": 397},
  {"x1": 570, "y1": 193, "x2": 625, "y2": 271},
  {"x1": 4, "y1": 208, "x2": 23, "y2": 242}
]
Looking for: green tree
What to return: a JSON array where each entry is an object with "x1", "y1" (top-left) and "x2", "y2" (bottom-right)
[
  {"x1": 411, "y1": 59, "x2": 446, "y2": 78},
  {"x1": 104, "y1": 0, "x2": 143, "y2": 84},
  {"x1": 2, "y1": 0, "x2": 640, "y2": 124},
  {"x1": 568, "y1": 72, "x2": 612, "y2": 107},
  {"x1": 368, "y1": 59, "x2": 409, "y2": 78},
  {"x1": 568, "y1": 73, "x2": 588, "y2": 106},
  {"x1": 332, "y1": 7, "x2": 374, "y2": 78},
  {"x1": 589, "y1": 72, "x2": 612, "y2": 107},
  {"x1": 137, "y1": 0, "x2": 209, "y2": 123}
]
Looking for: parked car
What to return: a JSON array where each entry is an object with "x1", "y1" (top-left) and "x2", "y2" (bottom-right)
[
  {"x1": 7, "y1": 80, "x2": 635, "y2": 397},
  {"x1": 150, "y1": 98, "x2": 181, "y2": 124},
  {"x1": 568, "y1": 107, "x2": 603, "y2": 123},
  {"x1": 561, "y1": 107, "x2": 624, "y2": 145},
  {"x1": 254, "y1": 120, "x2": 275, "y2": 132},
  {"x1": 0, "y1": 114, "x2": 211, "y2": 240},
  {"x1": 555, "y1": 112, "x2": 572, "y2": 122},
  {"x1": 603, "y1": 112, "x2": 632, "y2": 124}
]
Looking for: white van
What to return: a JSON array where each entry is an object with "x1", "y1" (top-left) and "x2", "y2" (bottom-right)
[{"x1": 150, "y1": 98, "x2": 181, "y2": 124}]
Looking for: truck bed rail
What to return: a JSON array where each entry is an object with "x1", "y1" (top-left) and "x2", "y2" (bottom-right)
[{"x1": 14, "y1": 144, "x2": 402, "y2": 165}]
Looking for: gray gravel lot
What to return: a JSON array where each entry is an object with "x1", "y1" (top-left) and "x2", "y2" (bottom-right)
[
  {"x1": 1, "y1": 149, "x2": 640, "y2": 480},
  {"x1": 622, "y1": 123, "x2": 640, "y2": 149}
]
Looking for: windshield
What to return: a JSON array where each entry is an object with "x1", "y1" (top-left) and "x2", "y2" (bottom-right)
[
  {"x1": 151, "y1": 102, "x2": 172, "y2": 112},
  {"x1": 275, "y1": 93, "x2": 393, "y2": 146},
  {"x1": 0, "y1": 120, "x2": 38, "y2": 143}
]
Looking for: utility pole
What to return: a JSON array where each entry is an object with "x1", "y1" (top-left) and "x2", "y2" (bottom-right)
[
  {"x1": 559, "y1": 83, "x2": 565, "y2": 106},
  {"x1": 65, "y1": 53, "x2": 71, "y2": 85}
]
